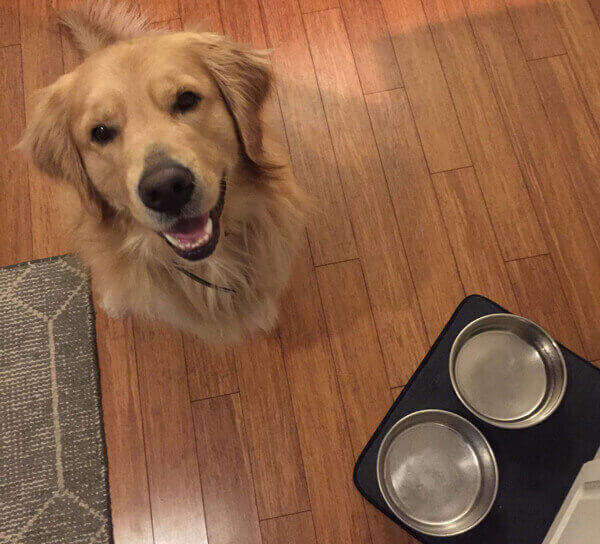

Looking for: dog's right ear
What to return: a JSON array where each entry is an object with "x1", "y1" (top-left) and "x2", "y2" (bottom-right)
[
  {"x1": 17, "y1": 75, "x2": 105, "y2": 218},
  {"x1": 58, "y1": 0, "x2": 149, "y2": 58}
]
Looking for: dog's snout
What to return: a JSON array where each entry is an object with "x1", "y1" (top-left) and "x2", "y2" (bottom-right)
[{"x1": 138, "y1": 162, "x2": 194, "y2": 214}]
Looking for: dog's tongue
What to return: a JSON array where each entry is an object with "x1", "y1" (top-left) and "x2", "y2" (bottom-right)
[{"x1": 165, "y1": 214, "x2": 209, "y2": 243}]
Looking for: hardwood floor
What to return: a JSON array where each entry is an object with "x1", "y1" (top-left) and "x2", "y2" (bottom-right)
[{"x1": 3, "y1": 1, "x2": 598, "y2": 542}]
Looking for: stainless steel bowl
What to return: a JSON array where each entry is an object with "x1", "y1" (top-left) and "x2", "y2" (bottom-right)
[
  {"x1": 377, "y1": 410, "x2": 498, "y2": 536},
  {"x1": 450, "y1": 314, "x2": 567, "y2": 429}
]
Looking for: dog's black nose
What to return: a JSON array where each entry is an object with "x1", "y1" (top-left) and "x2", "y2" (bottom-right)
[{"x1": 138, "y1": 163, "x2": 194, "y2": 214}]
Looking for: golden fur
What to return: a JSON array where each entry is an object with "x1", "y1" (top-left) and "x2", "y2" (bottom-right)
[{"x1": 19, "y1": 1, "x2": 305, "y2": 343}]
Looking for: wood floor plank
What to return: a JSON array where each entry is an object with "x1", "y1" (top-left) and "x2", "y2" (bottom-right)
[
  {"x1": 193, "y1": 394, "x2": 261, "y2": 544},
  {"x1": 304, "y1": 8, "x2": 429, "y2": 385},
  {"x1": 391, "y1": 386, "x2": 402, "y2": 398},
  {"x1": 423, "y1": 0, "x2": 546, "y2": 261},
  {"x1": 0, "y1": 0, "x2": 20, "y2": 46},
  {"x1": 180, "y1": 0, "x2": 224, "y2": 32},
  {"x1": 529, "y1": 55, "x2": 600, "y2": 249},
  {"x1": 278, "y1": 237, "x2": 371, "y2": 544},
  {"x1": 505, "y1": 0, "x2": 566, "y2": 59},
  {"x1": 20, "y1": 0, "x2": 80, "y2": 259},
  {"x1": 549, "y1": 0, "x2": 600, "y2": 126},
  {"x1": 379, "y1": 0, "x2": 471, "y2": 172},
  {"x1": 133, "y1": 318, "x2": 208, "y2": 544},
  {"x1": 0, "y1": 46, "x2": 32, "y2": 267},
  {"x1": 432, "y1": 167, "x2": 519, "y2": 312},
  {"x1": 260, "y1": 0, "x2": 358, "y2": 265},
  {"x1": 317, "y1": 260, "x2": 420, "y2": 544},
  {"x1": 234, "y1": 333, "x2": 310, "y2": 519},
  {"x1": 299, "y1": 0, "x2": 339, "y2": 12},
  {"x1": 506, "y1": 255, "x2": 584, "y2": 354},
  {"x1": 136, "y1": 0, "x2": 179, "y2": 22},
  {"x1": 592, "y1": 2, "x2": 600, "y2": 26},
  {"x1": 184, "y1": 339, "x2": 239, "y2": 400},
  {"x1": 93, "y1": 309, "x2": 154, "y2": 544},
  {"x1": 366, "y1": 89, "x2": 465, "y2": 342},
  {"x1": 338, "y1": 0, "x2": 403, "y2": 93},
  {"x1": 260, "y1": 511, "x2": 317, "y2": 544},
  {"x1": 464, "y1": 0, "x2": 600, "y2": 359},
  {"x1": 219, "y1": 0, "x2": 266, "y2": 47}
]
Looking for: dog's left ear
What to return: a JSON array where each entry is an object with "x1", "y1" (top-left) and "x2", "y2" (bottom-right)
[
  {"x1": 18, "y1": 75, "x2": 106, "y2": 218},
  {"x1": 194, "y1": 34, "x2": 279, "y2": 177}
]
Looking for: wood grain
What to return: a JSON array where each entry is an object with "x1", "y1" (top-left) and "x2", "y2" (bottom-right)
[
  {"x1": 505, "y1": 0, "x2": 565, "y2": 59},
  {"x1": 0, "y1": 0, "x2": 20, "y2": 46},
  {"x1": 529, "y1": 55, "x2": 600, "y2": 250},
  {"x1": 180, "y1": 0, "x2": 224, "y2": 33},
  {"x1": 550, "y1": 0, "x2": 600, "y2": 126},
  {"x1": 0, "y1": 46, "x2": 32, "y2": 267},
  {"x1": 391, "y1": 386, "x2": 402, "y2": 398},
  {"x1": 219, "y1": 0, "x2": 266, "y2": 47},
  {"x1": 366, "y1": 89, "x2": 464, "y2": 341},
  {"x1": 299, "y1": 0, "x2": 339, "y2": 12},
  {"x1": 338, "y1": 0, "x2": 403, "y2": 93},
  {"x1": 260, "y1": 511, "x2": 317, "y2": 544},
  {"x1": 184, "y1": 338, "x2": 239, "y2": 400},
  {"x1": 93, "y1": 309, "x2": 154, "y2": 544},
  {"x1": 380, "y1": 0, "x2": 471, "y2": 172},
  {"x1": 278, "y1": 237, "x2": 371, "y2": 544},
  {"x1": 316, "y1": 260, "x2": 420, "y2": 544},
  {"x1": 133, "y1": 318, "x2": 208, "y2": 544},
  {"x1": 305, "y1": 8, "x2": 428, "y2": 385},
  {"x1": 592, "y1": 2, "x2": 600, "y2": 26},
  {"x1": 432, "y1": 167, "x2": 519, "y2": 312},
  {"x1": 234, "y1": 334, "x2": 310, "y2": 519},
  {"x1": 135, "y1": 0, "x2": 179, "y2": 22},
  {"x1": 507, "y1": 255, "x2": 584, "y2": 355},
  {"x1": 261, "y1": 0, "x2": 358, "y2": 265},
  {"x1": 464, "y1": 0, "x2": 600, "y2": 359},
  {"x1": 193, "y1": 394, "x2": 261, "y2": 544},
  {"x1": 20, "y1": 0, "x2": 79, "y2": 259},
  {"x1": 423, "y1": 0, "x2": 546, "y2": 261}
]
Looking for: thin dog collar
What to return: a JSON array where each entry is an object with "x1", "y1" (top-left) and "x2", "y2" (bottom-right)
[{"x1": 174, "y1": 265, "x2": 236, "y2": 294}]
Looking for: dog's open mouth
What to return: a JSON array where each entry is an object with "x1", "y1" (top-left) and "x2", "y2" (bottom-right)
[{"x1": 160, "y1": 177, "x2": 226, "y2": 261}]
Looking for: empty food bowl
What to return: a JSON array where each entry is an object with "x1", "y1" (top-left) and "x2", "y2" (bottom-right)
[
  {"x1": 449, "y1": 314, "x2": 567, "y2": 429},
  {"x1": 377, "y1": 409, "x2": 498, "y2": 536}
]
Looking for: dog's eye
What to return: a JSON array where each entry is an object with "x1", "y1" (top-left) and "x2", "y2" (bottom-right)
[
  {"x1": 174, "y1": 91, "x2": 200, "y2": 113},
  {"x1": 91, "y1": 124, "x2": 117, "y2": 145}
]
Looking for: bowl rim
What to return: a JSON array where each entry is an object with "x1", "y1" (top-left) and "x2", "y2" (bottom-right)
[
  {"x1": 376, "y1": 408, "x2": 499, "y2": 536},
  {"x1": 449, "y1": 313, "x2": 567, "y2": 429}
]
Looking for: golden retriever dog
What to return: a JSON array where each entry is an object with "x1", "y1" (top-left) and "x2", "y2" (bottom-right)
[{"x1": 19, "y1": 1, "x2": 305, "y2": 343}]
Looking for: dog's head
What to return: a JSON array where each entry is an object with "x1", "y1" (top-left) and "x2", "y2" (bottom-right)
[{"x1": 19, "y1": 2, "x2": 274, "y2": 261}]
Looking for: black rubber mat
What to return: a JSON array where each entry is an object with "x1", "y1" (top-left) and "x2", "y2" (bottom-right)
[{"x1": 354, "y1": 295, "x2": 600, "y2": 544}]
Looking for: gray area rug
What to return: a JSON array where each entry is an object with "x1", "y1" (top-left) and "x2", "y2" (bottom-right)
[{"x1": 0, "y1": 255, "x2": 112, "y2": 544}]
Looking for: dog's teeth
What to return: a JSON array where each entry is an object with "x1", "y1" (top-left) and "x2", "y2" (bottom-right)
[
  {"x1": 164, "y1": 233, "x2": 180, "y2": 247},
  {"x1": 165, "y1": 217, "x2": 214, "y2": 251}
]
